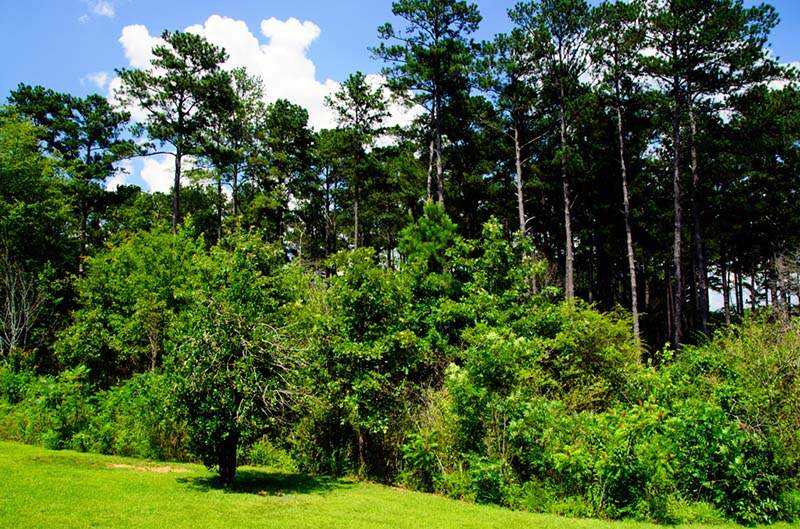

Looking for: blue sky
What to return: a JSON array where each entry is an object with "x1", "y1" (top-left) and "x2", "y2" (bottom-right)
[
  {"x1": 1, "y1": 0, "x2": 798, "y2": 192},
  {"x1": 2, "y1": 0, "x2": 798, "y2": 101}
]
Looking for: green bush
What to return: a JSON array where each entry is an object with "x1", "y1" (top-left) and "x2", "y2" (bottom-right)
[
  {"x1": 85, "y1": 372, "x2": 188, "y2": 461},
  {"x1": 0, "y1": 366, "x2": 93, "y2": 449},
  {"x1": 242, "y1": 437, "x2": 297, "y2": 471},
  {"x1": 400, "y1": 431, "x2": 441, "y2": 492}
]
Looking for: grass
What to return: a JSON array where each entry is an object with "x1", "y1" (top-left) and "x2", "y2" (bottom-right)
[{"x1": 0, "y1": 441, "x2": 796, "y2": 529}]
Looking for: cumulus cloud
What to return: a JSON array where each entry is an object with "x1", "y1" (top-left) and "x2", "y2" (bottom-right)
[
  {"x1": 184, "y1": 15, "x2": 340, "y2": 129},
  {"x1": 81, "y1": 71, "x2": 110, "y2": 90},
  {"x1": 107, "y1": 159, "x2": 134, "y2": 191},
  {"x1": 108, "y1": 15, "x2": 421, "y2": 192},
  {"x1": 119, "y1": 24, "x2": 163, "y2": 69},
  {"x1": 140, "y1": 155, "x2": 195, "y2": 194}
]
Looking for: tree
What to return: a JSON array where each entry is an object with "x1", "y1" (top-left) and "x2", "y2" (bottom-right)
[
  {"x1": 641, "y1": 0, "x2": 779, "y2": 341},
  {"x1": 373, "y1": 0, "x2": 482, "y2": 204},
  {"x1": 325, "y1": 72, "x2": 389, "y2": 248},
  {"x1": 588, "y1": 0, "x2": 645, "y2": 341},
  {"x1": 171, "y1": 235, "x2": 303, "y2": 485},
  {"x1": 510, "y1": 0, "x2": 590, "y2": 300},
  {"x1": 9, "y1": 86, "x2": 135, "y2": 274},
  {"x1": 478, "y1": 30, "x2": 544, "y2": 237},
  {"x1": 116, "y1": 30, "x2": 233, "y2": 234},
  {"x1": 245, "y1": 99, "x2": 315, "y2": 245},
  {"x1": 200, "y1": 67, "x2": 268, "y2": 229}
]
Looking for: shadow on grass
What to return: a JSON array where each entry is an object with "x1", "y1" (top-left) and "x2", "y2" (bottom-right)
[{"x1": 179, "y1": 468, "x2": 355, "y2": 497}]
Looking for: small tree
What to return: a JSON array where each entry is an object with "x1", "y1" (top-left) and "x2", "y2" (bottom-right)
[
  {"x1": 170, "y1": 235, "x2": 303, "y2": 486},
  {"x1": 116, "y1": 30, "x2": 233, "y2": 234},
  {"x1": 325, "y1": 72, "x2": 389, "y2": 248}
]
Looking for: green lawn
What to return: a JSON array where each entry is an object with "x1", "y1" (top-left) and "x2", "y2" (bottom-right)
[{"x1": 0, "y1": 441, "x2": 794, "y2": 529}]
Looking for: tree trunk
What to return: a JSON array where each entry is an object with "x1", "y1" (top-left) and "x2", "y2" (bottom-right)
[
  {"x1": 513, "y1": 123, "x2": 527, "y2": 235},
  {"x1": 216, "y1": 176, "x2": 223, "y2": 243},
  {"x1": 688, "y1": 106, "x2": 709, "y2": 333},
  {"x1": 353, "y1": 193, "x2": 359, "y2": 250},
  {"x1": 721, "y1": 257, "x2": 731, "y2": 325},
  {"x1": 218, "y1": 430, "x2": 239, "y2": 487},
  {"x1": 616, "y1": 104, "x2": 639, "y2": 342},
  {"x1": 750, "y1": 266, "x2": 758, "y2": 312},
  {"x1": 426, "y1": 138, "x2": 435, "y2": 202},
  {"x1": 435, "y1": 103, "x2": 445, "y2": 205},
  {"x1": 232, "y1": 163, "x2": 239, "y2": 221},
  {"x1": 559, "y1": 91, "x2": 574, "y2": 300},
  {"x1": 78, "y1": 204, "x2": 88, "y2": 277},
  {"x1": 671, "y1": 77, "x2": 684, "y2": 345},
  {"x1": 172, "y1": 149, "x2": 182, "y2": 235}
]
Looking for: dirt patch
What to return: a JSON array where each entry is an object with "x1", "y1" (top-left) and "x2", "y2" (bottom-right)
[{"x1": 106, "y1": 462, "x2": 190, "y2": 474}]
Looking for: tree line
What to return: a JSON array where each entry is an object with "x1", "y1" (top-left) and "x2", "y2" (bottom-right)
[
  {"x1": 4, "y1": 0, "x2": 799, "y2": 351},
  {"x1": 2, "y1": 0, "x2": 800, "y2": 521}
]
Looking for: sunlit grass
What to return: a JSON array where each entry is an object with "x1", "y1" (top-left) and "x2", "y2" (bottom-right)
[{"x1": 0, "y1": 441, "x2": 795, "y2": 529}]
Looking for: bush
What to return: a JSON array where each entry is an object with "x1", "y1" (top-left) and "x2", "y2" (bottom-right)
[
  {"x1": 84, "y1": 372, "x2": 188, "y2": 461},
  {"x1": 0, "y1": 366, "x2": 93, "y2": 449},
  {"x1": 400, "y1": 431, "x2": 441, "y2": 492},
  {"x1": 242, "y1": 436, "x2": 297, "y2": 471}
]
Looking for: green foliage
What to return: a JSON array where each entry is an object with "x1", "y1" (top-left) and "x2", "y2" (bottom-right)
[
  {"x1": 55, "y1": 228, "x2": 203, "y2": 384},
  {"x1": 0, "y1": 366, "x2": 93, "y2": 450},
  {"x1": 85, "y1": 372, "x2": 187, "y2": 461},
  {"x1": 170, "y1": 233, "x2": 302, "y2": 484},
  {"x1": 242, "y1": 436, "x2": 298, "y2": 472}
]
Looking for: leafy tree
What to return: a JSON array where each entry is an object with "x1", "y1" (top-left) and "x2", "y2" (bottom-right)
[
  {"x1": 588, "y1": 0, "x2": 646, "y2": 341},
  {"x1": 325, "y1": 72, "x2": 390, "y2": 248},
  {"x1": 510, "y1": 0, "x2": 591, "y2": 300},
  {"x1": 55, "y1": 228, "x2": 203, "y2": 385},
  {"x1": 373, "y1": 0, "x2": 482, "y2": 204},
  {"x1": 116, "y1": 30, "x2": 233, "y2": 234},
  {"x1": 170, "y1": 235, "x2": 303, "y2": 485},
  {"x1": 9, "y1": 85, "x2": 135, "y2": 274}
]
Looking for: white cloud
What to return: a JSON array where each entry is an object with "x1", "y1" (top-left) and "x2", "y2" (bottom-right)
[
  {"x1": 82, "y1": 71, "x2": 110, "y2": 90},
  {"x1": 119, "y1": 24, "x2": 163, "y2": 69},
  {"x1": 109, "y1": 15, "x2": 423, "y2": 193},
  {"x1": 114, "y1": 15, "x2": 424, "y2": 132},
  {"x1": 78, "y1": 14, "x2": 90, "y2": 24},
  {"x1": 184, "y1": 15, "x2": 340, "y2": 129},
  {"x1": 140, "y1": 155, "x2": 194, "y2": 194},
  {"x1": 107, "y1": 160, "x2": 134, "y2": 191},
  {"x1": 768, "y1": 61, "x2": 800, "y2": 91},
  {"x1": 88, "y1": 0, "x2": 115, "y2": 18}
]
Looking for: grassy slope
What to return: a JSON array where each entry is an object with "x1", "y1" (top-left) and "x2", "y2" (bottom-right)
[{"x1": 0, "y1": 442, "x2": 795, "y2": 529}]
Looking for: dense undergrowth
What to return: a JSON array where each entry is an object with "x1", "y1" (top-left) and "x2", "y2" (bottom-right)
[{"x1": 1, "y1": 204, "x2": 799, "y2": 525}]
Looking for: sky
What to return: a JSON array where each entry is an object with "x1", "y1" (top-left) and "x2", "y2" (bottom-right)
[{"x1": 1, "y1": 0, "x2": 799, "y2": 191}]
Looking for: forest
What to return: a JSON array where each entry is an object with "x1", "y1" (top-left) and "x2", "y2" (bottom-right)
[{"x1": 1, "y1": 0, "x2": 800, "y2": 525}]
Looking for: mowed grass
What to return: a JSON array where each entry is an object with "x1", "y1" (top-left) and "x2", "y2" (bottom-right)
[{"x1": 0, "y1": 442, "x2": 795, "y2": 529}]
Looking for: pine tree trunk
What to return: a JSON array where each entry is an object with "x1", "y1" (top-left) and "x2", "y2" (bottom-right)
[
  {"x1": 513, "y1": 123, "x2": 527, "y2": 235},
  {"x1": 173, "y1": 148, "x2": 182, "y2": 235},
  {"x1": 559, "y1": 90, "x2": 574, "y2": 300},
  {"x1": 353, "y1": 194, "x2": 359, "y2": 250},
  {"x1": 433, "y1": 90, "x2": 444, "y2": 205},
  {"x1": 216, "y1": 176, "x2": 223, "y2": 243},
  {"x1": 671, "y1": 76, "x2": 683, "y2": 345},
  {"x1": 232, "y1": 163, "x2": 239, "y2": 220},
  {"x1": 688, "y1": 107, "x2": 709, "y2": 333},
  {"x1": 426, "y1": 138, "x2": 434, "y2": 202},
  {"x1": 721, "y1": 257, "x2": 731, "y2": 325},
  {"x1": 616, "y1": 104, "x2": 639, "y2": 342}
]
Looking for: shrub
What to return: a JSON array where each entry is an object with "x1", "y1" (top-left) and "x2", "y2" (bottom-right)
[
  {"x1": 85, "y1": 371, "x2": 188, "y2": 461},
  {"x1": 242, "y1": 436, "x2": 297, "y2": 471}
]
